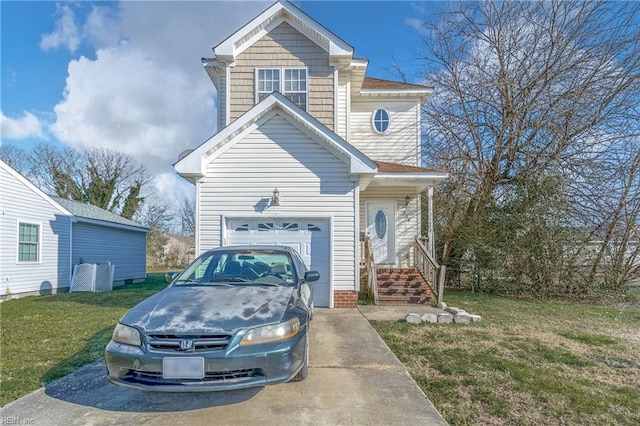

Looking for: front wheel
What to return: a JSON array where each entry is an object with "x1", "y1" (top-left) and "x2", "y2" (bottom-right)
[{"x1": 290, "y1": 332, "x2": 309, "y2": 382}]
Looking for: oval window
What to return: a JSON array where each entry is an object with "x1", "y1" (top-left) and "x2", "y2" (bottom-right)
[
  {"x1": 372, "y1": 109, "x2": 390, "y2": 134},
  {"x1": 375, "y1": 210, "x2": 387, "y2": 239}
]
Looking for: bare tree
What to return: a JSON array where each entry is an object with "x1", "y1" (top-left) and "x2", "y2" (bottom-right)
[
  {"x1": 416, "y1": 0, "x2": 640, "y2": 293},
  {"x1": 136, "y1": 201, "x2": 173, "y2": 268},
  {"x1": 0, "y1": 145, "x2": 31, "y2": 175},
  {"x1": 27, "y1": 142, "x2": 149, "y2": 218},
  {"x1": 178, "y1": 196, "x2": 196, "y2": 236}
]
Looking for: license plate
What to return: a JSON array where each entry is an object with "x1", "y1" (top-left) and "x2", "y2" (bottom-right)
[{"x1": 162, "y1": 357, "x2": 205, "y2": 379}]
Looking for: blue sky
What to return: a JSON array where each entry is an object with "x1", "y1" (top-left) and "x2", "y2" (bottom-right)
[{"x1": 1, "y1": 1, "x2": 438, "y2": 200}]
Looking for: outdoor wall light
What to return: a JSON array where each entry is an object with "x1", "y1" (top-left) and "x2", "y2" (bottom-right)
[
  {"x1": 405, "y1": 195, "x2": 411, "y2": 207},
  {"x1": 272, "y1": 188, "x2": 280, "y2": 206}
]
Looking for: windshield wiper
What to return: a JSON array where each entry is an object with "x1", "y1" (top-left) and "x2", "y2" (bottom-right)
[
  {"x1": 209, "y1": 277, "x2": 250, "y2": 283},
  {"x1": 174, "y1": 279, "x2": 201, "y2": 284}
]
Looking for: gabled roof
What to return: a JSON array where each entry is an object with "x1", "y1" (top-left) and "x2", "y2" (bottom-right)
[
  {"x1": 0, "y1": 160, "x2": 148, "y2": 232},
  {"x1": 52, "y1": 197, "x2": 149, "y2": 232},
  {"x1": 212, "y1": 0, "x2": 353, "y2": 63},
  {"x1": 174, "y1": 92, "x2": 378, "y2": 181},
  {"x1": 0, "y1": 159, "x2": 72, "y2": 216}
]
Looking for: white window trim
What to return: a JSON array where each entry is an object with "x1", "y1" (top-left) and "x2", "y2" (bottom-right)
[
  {"x1": 16, "y1": 220, "x2": 42, "y2": 264},
  {"x1": 371, "y1": 108, "x2": 391, "y2": 135},
  {"x1": 254, "y1": 66, "x2": 309, "y2": 111}
]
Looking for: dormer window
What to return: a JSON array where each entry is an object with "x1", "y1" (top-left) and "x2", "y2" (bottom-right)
[{"x1": 256, "y1": 67, "x2": 307, "y2": 110}]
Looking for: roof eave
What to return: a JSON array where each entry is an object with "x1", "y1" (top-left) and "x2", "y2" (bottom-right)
[
  {"x1": 72, "y1": 216, "x2": 150, "y2": 233},
  {"x1": 214, "y1": 0, "x2": 353, "y2": 62},
  {"x1": 174, "y1": 92, "x2": 377, "y2": 177}
]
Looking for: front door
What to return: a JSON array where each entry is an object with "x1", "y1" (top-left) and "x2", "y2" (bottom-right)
[{"x1": 366, "y1": 202, "x2": 395, "y2": 264}]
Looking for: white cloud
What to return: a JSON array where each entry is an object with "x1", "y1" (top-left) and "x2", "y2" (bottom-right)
[
  {"x1": 152, "y1": 172, "x2": 195, "y2": 205},
  {"x1": 50, "y1": 1, "x2": 266, "y2": 174},
  {"x1": 83, "y1": 5, "x2": 121, "y2": 49},
  {"x1": 1, "y1": 111, "x2": 44, "y2": 139},
  {"x1": 40, "y1": 4, "x2": 81, "y2": 53}
]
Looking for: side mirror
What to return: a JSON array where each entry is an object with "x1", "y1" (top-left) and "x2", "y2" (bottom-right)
[
  {"x1": 304, "y1": 271, "x2": 320, "y2": 282},
  {"x1": 165, "y1": 272, "x2": 179, "y2": 283}
]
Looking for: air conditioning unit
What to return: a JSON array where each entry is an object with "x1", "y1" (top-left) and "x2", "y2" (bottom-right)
[{"x1": 70, "y1": 262, "x2": 115, "y2": 292}]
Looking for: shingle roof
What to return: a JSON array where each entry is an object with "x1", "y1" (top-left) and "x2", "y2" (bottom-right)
[
  {"x1": 375, "y1": 161, "x2": 446, "y2": 174},
  {"x1": 362, "y1": 77, "x2": 432, "y2": 91},
  {"x1": 52, "y1": 197, "x2": 148, "y2": 231}
]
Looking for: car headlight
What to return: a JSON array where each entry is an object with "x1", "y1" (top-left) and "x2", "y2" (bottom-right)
[
  {"x1": 240, "y1": 318, "x2": 300, "y2": 346},
  {"x1": 112, "y1": 323, "x2": 142, "y2": 346}
]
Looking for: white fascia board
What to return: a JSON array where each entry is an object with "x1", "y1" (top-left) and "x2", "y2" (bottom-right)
[
  {"x1": 370, "y1": 173, "x2": 450, "y2": 190},
  {"x1": 174, "y1": 92, "x2": 376, "y2": 177},
  {"x1": 73, "y1": 216, "x2": 150, "y2": 233},
  {"x1": 350, "y1": 58, "x2": 369, "y2": 68},
  {"x1": 215, "y1": 0, "x2": 352, "y2": 61},
  {"x1": 360, "y1": 89, "x2": 433, "y2": 96},
  {"x1": 0, "y1": 160, "x2": 72, "y2": 217},
  {"x1": 214, "y1": 1, "x2": 283, "y2": 57},
  {"x1": 375, "y1": 172, "x2": 450, "y2": 181},
  {"x1": 175, "y1": 95, "x2": 283, "y2": 176},
  {"x1": 267, "y1": 93, "x2": 376, "y2": 174}
]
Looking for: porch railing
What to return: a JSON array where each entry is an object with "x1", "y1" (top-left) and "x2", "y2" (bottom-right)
[
  {"x1": 414, "y1": 237, "x2": 443, "y2": 305},
  {"x1": 360, "y1": 235, "x2": 379, "y2": 305}
]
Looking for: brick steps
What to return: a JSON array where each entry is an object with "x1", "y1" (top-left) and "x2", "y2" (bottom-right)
[{"x1": 376, "y1": 268, "x2": 433, "y2": 305}]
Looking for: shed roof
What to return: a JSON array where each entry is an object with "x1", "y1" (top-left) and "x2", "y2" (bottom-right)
[
  {"x1": 374, "y1": 161, "x2": 446, "y2": 174},
  {"x1": 52, "y1": 197, "x2": 149, "y2": 232},
  {"x1": 362, "y1": 77, "x2": 432, "y2": 91}
]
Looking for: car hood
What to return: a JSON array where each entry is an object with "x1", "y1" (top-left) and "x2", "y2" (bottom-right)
[{"x1": 121, "y1": 285, "x2": 294, "y2": 335}]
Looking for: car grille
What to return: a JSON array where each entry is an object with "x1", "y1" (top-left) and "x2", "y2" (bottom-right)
[
  {"x1": 146, "y1": 334, "x2": 231, "y2": 352},
  {"x1": 124, "y1": 368, "x2": 259, "y2": 384}
]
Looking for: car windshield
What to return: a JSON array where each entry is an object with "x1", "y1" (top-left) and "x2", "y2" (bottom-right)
[{"x1": 173, "y1": 249, "x2": 297, "y2": 286}]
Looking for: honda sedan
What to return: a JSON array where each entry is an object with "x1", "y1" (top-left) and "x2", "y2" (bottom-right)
[{"x1": 105, "y1": 245, "x2": 318, "y2": 391}]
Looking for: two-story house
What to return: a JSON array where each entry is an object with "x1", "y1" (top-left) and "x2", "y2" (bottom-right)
[{"x1": 174, "y1": 0, "x2": 448, "y2": 307}]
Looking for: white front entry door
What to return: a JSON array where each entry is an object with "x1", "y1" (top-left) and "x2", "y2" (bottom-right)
[
  {"x1": 366, "y1": 202, "x2": 395, "y2": 264},
  {"x1": 226, "y1": 218, "x2": 331, "y2": 307}
]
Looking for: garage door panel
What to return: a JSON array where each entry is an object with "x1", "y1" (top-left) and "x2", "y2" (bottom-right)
[{"x1": 228, "y1": 218, "x2": 330, "y2": 307}]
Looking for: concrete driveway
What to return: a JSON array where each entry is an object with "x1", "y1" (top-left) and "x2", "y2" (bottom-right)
[{"x1": 1, "y1": 309, "x2": 446, "y2": 425}]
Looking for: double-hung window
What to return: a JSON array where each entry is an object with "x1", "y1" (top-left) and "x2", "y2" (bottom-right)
[
  {"x1": 256, "y1": 67, "x2": 307, "y2": 110},
  {"x1": 18, "y1": 222, "x2": 40, "y2": 262}
]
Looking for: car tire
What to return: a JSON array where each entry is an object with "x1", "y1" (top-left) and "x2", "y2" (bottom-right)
[{"x1": 291, "y1": 331, "x2": 309, "y2": 382}]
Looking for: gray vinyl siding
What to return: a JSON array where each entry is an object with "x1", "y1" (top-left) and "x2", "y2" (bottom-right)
[
  {"x1": 230, "y1": 22, "x2": 335, "y2": 130},
  {"x1": 71, "y1": 222, "x2": 146, "y2": 282},
  {"x1": 198, "y1": 113, "x2": 357, "y2": 291},
  {"x1": 350, "y1": 98, "x2": 421, "y2": 165},
  {"x1": 0, "y1": 166, "x2": 72, "y2": 296},
  {"x1": 360, "y1": 187, "x2": 420, "y2": 267}
]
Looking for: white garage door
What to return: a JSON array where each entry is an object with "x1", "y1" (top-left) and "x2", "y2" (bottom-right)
[{"x1": 227, "y1": 218, "x2": 331, "y2": 307}]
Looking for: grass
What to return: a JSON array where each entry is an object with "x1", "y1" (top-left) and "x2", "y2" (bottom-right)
[
  {"x1": 372, "y1": 291, "x2": 640, "y2": 425},
  {"x1": 0, "y1": 274, "x2": 167, "y2": 406}
]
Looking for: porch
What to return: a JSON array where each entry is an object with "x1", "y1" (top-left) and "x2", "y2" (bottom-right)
[{"x1": 359, "y1": 235, "x2": 444, "y2": 306}]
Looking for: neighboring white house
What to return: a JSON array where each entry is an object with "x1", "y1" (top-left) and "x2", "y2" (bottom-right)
[
  {"x1": 174, "y1": 0, "x2": 448, "y2": 307},
  {"x1": 0, "y1": 160, "x2": 149, "y2": 300}
]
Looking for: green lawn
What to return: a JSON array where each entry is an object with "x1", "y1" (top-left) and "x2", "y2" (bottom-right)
[
  {"x1": 372, "y1": 292, "x2": 640, "y2": 425},
  {"x1": 0, "y1": 274, "x2": 167, "y2": 406}
]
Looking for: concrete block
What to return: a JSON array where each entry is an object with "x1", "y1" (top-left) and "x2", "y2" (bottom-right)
[
  {"x1": 469, "y1": 314, "x2": 482, "y2": 322},
  {"x1": 436, "y1": 302, "x2": 447, "y2": 310},
  {"x1": 405, "y1": 313, "x2": 423, "y2": 324},
  {"x1": 446, "y1": 307, "x2": 467, "y2": 315},
  {"x1": 437, "y1": 313, "x2": 453, "y2": 323},
  {"x1": 421, "y1": 313, "x2": 438, "y2": 323},
  {"x1": 453, "y1": 313, "x2": 471, "y2": 324}
]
